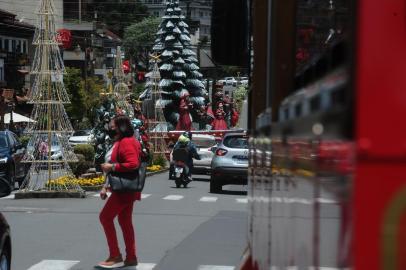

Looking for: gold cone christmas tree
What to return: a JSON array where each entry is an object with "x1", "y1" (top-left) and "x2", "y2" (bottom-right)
[
  {"x1": 18, "y1": 0, "x2": 82, "y2": 194},
  {"x1": 147, "y1": 53, "x2": 168, "y2": 157},
  {"x1": 113, "y1": 46, "x2": 133, "y2": 117}
]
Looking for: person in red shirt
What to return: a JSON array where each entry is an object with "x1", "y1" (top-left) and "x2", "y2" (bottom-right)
[{"x1": 98, "y1": 115, "x2": 141, "y2": 268}]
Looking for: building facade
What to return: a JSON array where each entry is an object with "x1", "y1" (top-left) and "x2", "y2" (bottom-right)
[
  {"x1": 0, "y1": 9, "x2": 35, "y2": 91},
  {"x1": 0, "y1": 0, "x2": 63, "y2": 29}
]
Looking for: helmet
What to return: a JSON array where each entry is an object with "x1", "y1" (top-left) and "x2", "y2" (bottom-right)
[
  {"x1": 178, "y1": 134, "x2": 190, "y2": 144},
  {"x1": 182, "y1": 131, "x2": 192, "y2": 140}
]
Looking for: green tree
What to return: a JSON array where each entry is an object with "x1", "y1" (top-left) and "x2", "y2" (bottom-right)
[
  {"x1": 64, "y1": 67, "x2": 85, "y2": 122},
  {"x1": 94, "y1": 0, "x2": 149, "y2": 37},
  {"x1": 234, "y1": 85, "x2": 248, "y2": 112},
  {"x1": 82, "y1": 77, "x2": 104, "y2": 125},
  {"x1": 123, "y1": 16, "x2": 161, "y2": 67}
]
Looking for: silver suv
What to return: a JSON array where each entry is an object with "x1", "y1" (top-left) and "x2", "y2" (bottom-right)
[{"x1": 210, "y1": 132, "x2": 248, "y2": 193}]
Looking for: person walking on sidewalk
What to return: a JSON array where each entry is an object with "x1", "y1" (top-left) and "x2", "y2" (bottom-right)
[{"x1": 98, "y1": 115, "x2": 142, "y2": 268}]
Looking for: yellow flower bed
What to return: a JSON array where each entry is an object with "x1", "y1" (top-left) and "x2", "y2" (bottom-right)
[
  {"x1": 147, "y1": 165, "x2": 162, "y2": 172},
  {"x1": 77, "y1": 175, "x2": 105, "y2": 186},
  {"x1": 46, "y1": 175, "x2": 105, "y2": 188}
]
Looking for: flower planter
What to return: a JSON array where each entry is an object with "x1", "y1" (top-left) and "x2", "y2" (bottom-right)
[{"x1": 80, "y1": 185, "x2": 103, "y2": 192}]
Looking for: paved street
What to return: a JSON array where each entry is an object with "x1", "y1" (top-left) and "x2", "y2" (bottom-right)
[{"x1": 0, "y1": 172, "x2": 248, "y2": 270}]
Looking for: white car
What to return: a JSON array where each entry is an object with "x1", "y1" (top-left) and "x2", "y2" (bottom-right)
[
  {"x1": 69, "y1": 130, "x2": 94, "y2": 146},
  {"x1": 169, "y1": 134, "x2": 217, "y2": 179},
  {"x1": 218, "y1": 77, "x2": 238, "y2": 86},
  {"x1": 238, "y1": 76, "x2": 249, "y2": 86}
]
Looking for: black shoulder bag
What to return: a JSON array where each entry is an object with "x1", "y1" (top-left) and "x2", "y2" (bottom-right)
[{"x1": 107, "y1": 141, "x2": 145, "y2": 192}]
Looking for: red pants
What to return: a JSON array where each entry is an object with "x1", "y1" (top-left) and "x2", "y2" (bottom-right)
[{"x1": 99, "y1": 192, "x2": 139, "y2": 260}]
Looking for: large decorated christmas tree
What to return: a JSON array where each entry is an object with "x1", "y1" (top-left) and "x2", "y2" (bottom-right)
[{"x1": 146, "y1": 0, "x2": 207, "y2": 130}]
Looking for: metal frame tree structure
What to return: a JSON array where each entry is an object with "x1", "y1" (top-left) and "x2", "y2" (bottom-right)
[
  {"x1": 113, "y1": 46, "x2": 134, "y2": 117},
  {"x1": 17, "y1": 0, "x2": 83, "y2": 196},
  {"x1": 147, "y1": 53, "x2": 168, "y2": 158}
]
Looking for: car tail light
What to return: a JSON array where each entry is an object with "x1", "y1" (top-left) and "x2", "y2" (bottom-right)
[{"x1": 216, "y1": 148, "x2": 228, "y2": 156}]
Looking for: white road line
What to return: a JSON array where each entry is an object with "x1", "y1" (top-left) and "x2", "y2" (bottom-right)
[
  {"x1": 198, "y1": 265, "x2": 235, "y2": 270},
  {"x1": 163, "y1": 195, "x2": 184, "y2": 200},
  {"x1": 92, "y1": 193, "x2": 151, "y2": 199},
  {"x1": 199, "y1": 196, "x2": 218, "y2": 202},
  {"x1": 27, "y1": 260, "x2": 80, "y2": 270},
  {"x1": 236, "y1": 198, "x2": 248, "y2": 203},
  {"x1": 141, "y1": 193, "x2": 151, "y2": 199},
  {"x1": 136, "y1": 263, "x2": 157, "y2": 270},
  {"x1": 93, "y1": 192, "x2": 112, "y2": 198}
]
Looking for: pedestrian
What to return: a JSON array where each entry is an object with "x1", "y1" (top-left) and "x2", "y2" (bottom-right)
[
  {"x1": 39, "y1": 138, "x2": 48, "y2": 160},
  {"x1": 98, "y1": 115, "x2": 142, "y2": 268}
]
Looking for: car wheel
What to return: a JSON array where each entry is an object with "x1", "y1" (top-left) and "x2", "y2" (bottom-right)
[
  {"x1": 7, "y1": 166, "x2": 15, "y2": 191},
  {"x1": 0, "y1": 245, "x2": 10, "y2": 270},
  {"x1": 0, "y1": 177, "x2": 11, "y2": 197},
  {"x1": 210, "y1": 176, "x2": 222, "y2": 193}
]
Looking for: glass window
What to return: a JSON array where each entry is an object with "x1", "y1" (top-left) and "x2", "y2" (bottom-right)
[
  {"x1": 0, "y1": 38, "x2": 3, "y2": 50},
  {"x1": 11, "y1": 40, "x2": 16, "y2": 52},
  {"x1": 72, "y1": 130, "x2": 91, "y2": 136},
  {"x1": 223, "y1": 136, "x2": 248, "y2": 149},
  {"x1": 17, "y1": 40, "x2": 22, "y2": 53},
  {"x1": 7, "y1": 132, "x2": 15, "y2": 147},
  {"x1": 4, "y1": 39, "x2": 9, "y2": 52},
  {"x1": 23, "y1": 40, "x2": 27, "y2": 53},
  {"x1": 193, "y1": 138, "x2": 217, "y2": 148},
  {"x1": 295, "y1": 0, "x2": 350, "y2": 74},
  {"x1": 0, "y1": 135, "x2": 8, "y2": 148}
]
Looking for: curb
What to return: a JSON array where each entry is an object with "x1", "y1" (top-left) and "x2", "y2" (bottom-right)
[
  {"x1": 15, "y1": 191, "x2": 86, "y2": 199},
  {"x1": 81, "y1": 185, "x2": 103, "y2": 192},
  {"x1": 146, "y1": 168, "x2": 169, "y2": 177}
]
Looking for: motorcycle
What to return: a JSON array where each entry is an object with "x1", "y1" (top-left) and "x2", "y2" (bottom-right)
[{"x1": 172, "y1": 147, "x2": 190, "y2": 188}]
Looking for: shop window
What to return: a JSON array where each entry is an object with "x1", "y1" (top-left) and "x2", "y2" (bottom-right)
[
  {"x1": 23, "y1": 41, "x2": 27, "y2": 54},
  {"x1": 12, "y1": 40, "x2": 16, "y2": 52},
  {"x1": 17, "y1": 40, "x2": 22, "y2": 53},
  {"x1": 4, "y1": 39, "x2": 9, "y2": 52}
]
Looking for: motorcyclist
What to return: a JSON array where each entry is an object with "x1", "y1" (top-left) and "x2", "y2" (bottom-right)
[{"x1": 172, "y1": 131, "x2": 200, "y2": 182}]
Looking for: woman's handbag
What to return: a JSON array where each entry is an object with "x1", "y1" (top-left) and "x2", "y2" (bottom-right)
[{"x1": 107, "y1": 141, "x2": 145, "y2": 192}]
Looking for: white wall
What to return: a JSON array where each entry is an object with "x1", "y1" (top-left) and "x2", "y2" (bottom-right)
[{"x1": 0, "y1": 0, "x2": 64, "y2": 29}]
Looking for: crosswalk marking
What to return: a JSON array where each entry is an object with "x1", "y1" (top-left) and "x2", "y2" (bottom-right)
[
  {"x1": 141, "y1": 193, "x2": 151, "y2": 199},
  {"x1": 27, "y1": 260, "x2": 79, "y2": 270},
  {"x1": 20, "y1": 191, "x2": 249, "y2": 205},
  {"x1": 198, "y1": 265, "x2": 235, "y2": 270},
  {"x1": 136, "y1": 263, "x2": 157, "y2": 270},
  {"x1": 92, "y1": 193, "x2": 152, "y2": 199},
  {"x1": 199, "y1": 196, "x2": 218, "y2": 202},
  {"x1": 236, "y1": 198, "x2": 248, "y2": 203},
  {"x1": 163, "y1": 195, "x2": 184, "y2": 200}
]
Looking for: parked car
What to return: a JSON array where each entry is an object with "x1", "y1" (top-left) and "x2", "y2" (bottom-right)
[
  {"x1": 238, "y1": 76, "x2": 249, "y2": 86},
  {"x1": 0, "y1": 130, "x2": 27, "y2": 189},
  {"x1": 68, "y1": 130, "x2": 94, "y2": 146},
  {"x1": 169, "y1": 134, "x2": 217, "y2": 179},
  {"x1": 26, "y1": 134, "x2": 74, "y2": 163},
  {"x1": 210, "y1": 132, "x2": 248, "y2": 193},
  {"x1": 0, "y1": 212, "x2": 11, "y2": 270},
  {"x1": 218, "y1": 77, "x2": 238, "y2": 86}
]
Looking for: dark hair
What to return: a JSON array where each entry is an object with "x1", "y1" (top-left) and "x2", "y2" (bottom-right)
[{"x1": 113, "y1": 115, "x2": 134, "y2": 139}]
